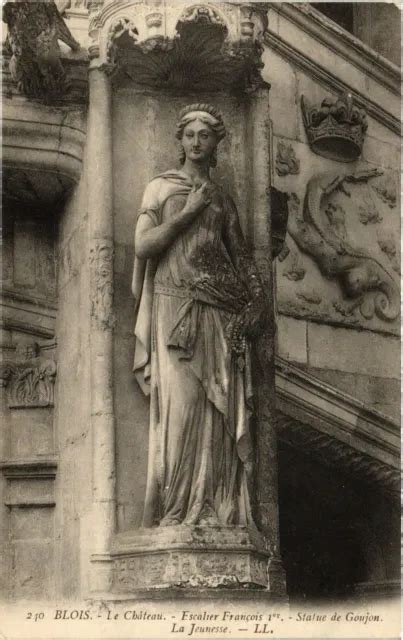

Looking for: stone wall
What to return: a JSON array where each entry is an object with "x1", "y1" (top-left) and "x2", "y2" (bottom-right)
[{"x1": 262, "y1": 17, "x2": 400, "y2": 420}]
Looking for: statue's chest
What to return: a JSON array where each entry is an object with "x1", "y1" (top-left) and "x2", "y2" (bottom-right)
[{"x1": 162, "y1": 193, "x2": 224, "y2": 236}]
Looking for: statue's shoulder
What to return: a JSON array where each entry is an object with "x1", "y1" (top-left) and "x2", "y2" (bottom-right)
[{"x1": 140, "y1": 174, "x2": 174, "y2": 210}]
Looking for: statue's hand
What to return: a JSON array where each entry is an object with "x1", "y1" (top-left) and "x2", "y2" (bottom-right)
[{"x1": 183, "y1": 182, "x2": 212, "y2": 219}]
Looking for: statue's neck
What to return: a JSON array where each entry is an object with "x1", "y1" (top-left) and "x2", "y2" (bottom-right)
[{"x1": 181, "y1": 159, "x2": 210, "y2": 183}]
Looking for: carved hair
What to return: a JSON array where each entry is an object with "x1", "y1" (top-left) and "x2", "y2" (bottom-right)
[{"x1": 176, "y1": 103, "x2": 226, "y2": 167}]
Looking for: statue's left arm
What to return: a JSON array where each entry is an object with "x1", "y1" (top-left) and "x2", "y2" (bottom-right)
[{"x1": 222, "y1": 195, "x2": 268, "y2": 339}]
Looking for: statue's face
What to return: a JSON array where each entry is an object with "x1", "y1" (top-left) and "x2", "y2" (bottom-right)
[{"x1": 181, "y1": 119, "x2": 217, "y2": 163}]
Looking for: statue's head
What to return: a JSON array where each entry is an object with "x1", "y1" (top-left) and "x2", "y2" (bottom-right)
[{"x1": 176, "y1": 103, "x2": 226, "y2": 167}]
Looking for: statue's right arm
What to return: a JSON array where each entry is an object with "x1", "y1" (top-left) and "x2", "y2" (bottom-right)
[
  {"x1": 134, "y1": 212, "x2": 189, "y2": 259},
  {"x1": 134, "y1": 184, "x2": 211, "y2": 259}
]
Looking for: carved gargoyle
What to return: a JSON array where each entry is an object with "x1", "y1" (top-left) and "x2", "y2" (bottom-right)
[
  {"x1": 3, "y1": 0, "x2": 80, "y2": 99},
  {"x1": 287, "y1": 170, "x2": 399, "y2": 322}
]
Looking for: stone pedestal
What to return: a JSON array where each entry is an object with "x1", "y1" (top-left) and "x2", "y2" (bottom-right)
[{"x1": 111, "y1": 526, "x2": 286, "y2": 597}]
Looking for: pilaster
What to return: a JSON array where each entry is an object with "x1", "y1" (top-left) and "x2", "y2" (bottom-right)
[{"x1": 86, "y1": 62, "x2": 117, "y2": 593}]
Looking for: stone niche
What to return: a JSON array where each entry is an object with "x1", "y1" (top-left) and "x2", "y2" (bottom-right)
[{"x1": 88, "y1": 0, "x2": 286, "y2": 598}]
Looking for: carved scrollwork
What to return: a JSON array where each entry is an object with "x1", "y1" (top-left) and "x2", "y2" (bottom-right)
[
  {"x1": 287, "y1": 170, "x2": 399, "y2": 323},
  {"x1": 2, "y1": 0, "x2": 80, "y2": 100},
  {"x1": 90, "y1": 241, "x2": 115, "y2": 331},
  {"x1": 0, "y1": 341, "x2": 57, "y2": 408}
]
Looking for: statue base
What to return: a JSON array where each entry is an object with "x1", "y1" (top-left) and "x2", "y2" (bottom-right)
[{"x1": 110, "y1": 525, "x2": 287, "y2": 597}]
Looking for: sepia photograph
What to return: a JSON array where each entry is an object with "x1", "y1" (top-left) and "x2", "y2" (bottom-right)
[{"x1": 0, "y1": 1, "x2": 401, "y2": 638}]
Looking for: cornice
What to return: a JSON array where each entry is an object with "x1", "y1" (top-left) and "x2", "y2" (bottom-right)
[
  {"x1": 276, "y1": 412, "x2": 399, "y2": 499},
  {"x1": 274, "y1": 356, "x2": 400, "y2": 469},
  {"x1": 1, "y1": 290, "x2": 57, "y2": 339},
  {"x1": 269, "y1": 3, "x2": 401, "y2": 96},
  {"x1": 264, "y1": 30, "x2": 400, "y2": 136},
  {"x1": 0, "y1": 458, "x2": 58, "y2": 479}
]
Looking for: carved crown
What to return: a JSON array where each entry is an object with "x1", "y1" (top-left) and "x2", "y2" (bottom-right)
[{"x1": 301, "y1": 93, "x2": 368, "y2": 162}]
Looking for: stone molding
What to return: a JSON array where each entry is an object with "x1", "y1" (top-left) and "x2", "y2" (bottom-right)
[
  {"x1": 275, "y1": 356, "x2": 400, "y2": 472},
  {"x1": 3, "y1": 101, "x2": 86, "y2": 206},
  {"x1": 269, "y1": 3, "x2": 400, "y2": 97},
  {"x1": 276, "y1": 412, "x2": 399, "y2": 499},
  {"x1": 265, "y1": 31, "x2": 400, "y2": 137},
  {"x1": 110, "y1": 526, "x2": 287, "y2": 594},
  {"x1": 1, "y1": 290, "x2": 57, "y2": 339},
  {"x1": 0, "y1": 459, "x2": 58, "y2": 480},
  {"x1": 1, "y1": 459, "x2": 57, "y2": 509}
]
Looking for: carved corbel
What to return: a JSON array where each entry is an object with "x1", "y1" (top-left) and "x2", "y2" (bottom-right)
[{"x1": 2, "y1": 0, "x2": 80, "y2": 100}]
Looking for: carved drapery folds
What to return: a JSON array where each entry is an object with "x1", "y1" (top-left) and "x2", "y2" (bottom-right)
[
  {"x1": 301, "y1": 92, "x2": 368, "y2": 162},
  {"x1": 276, "y1": 168, "x2": 400, "y2": 335},
  {"x1": 0, "y1": 341, "x2": 57, "y2": 409},
  {"x1": 89, "y1": 2, "x2": 269, "y2": 93},
  {"x1": 2, "y1": 0, "x2": 80, "y2": 100}
]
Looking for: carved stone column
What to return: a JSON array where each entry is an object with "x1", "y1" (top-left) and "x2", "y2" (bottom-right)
[
  {"x1": 248, "y1": 86, "x2": 286, "y2": 595},
  {"x1": 87, "y1": 61, "x2": 116, "y2": 592}
]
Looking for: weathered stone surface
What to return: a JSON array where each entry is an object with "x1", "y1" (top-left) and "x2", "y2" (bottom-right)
[
  {"x1": 306, "y1": 324, "x2": 399, "y2": 379},
  {"x1": 10, "y1": 408, "x2": 54, "y2": 458},
  {"x1": 111, "y1": 526, "x2": 285, "y2": 594},
  {"x1": 276, "y1": 315, "x2": 307, "y2": 364},
  {"x1": 11, "y1": 540, "x2": 54, "y2": 600}
]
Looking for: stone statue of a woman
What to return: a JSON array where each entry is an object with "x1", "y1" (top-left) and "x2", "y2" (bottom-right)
[{"x1": 132, "y1": 104, "x2": 267, "y2": 528}]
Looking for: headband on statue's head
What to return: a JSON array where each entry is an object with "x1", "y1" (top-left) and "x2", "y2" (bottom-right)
[
  {"x1": 176, "y1": 103, "x2": 226, "y2": 141},
  {"x1": 180, "y1": 111, "x2": 220, "y2": 127}
]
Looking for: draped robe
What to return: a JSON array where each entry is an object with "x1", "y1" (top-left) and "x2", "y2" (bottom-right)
[{"x1": 132, "y1": 171, "x2": 255, "y2": 527}]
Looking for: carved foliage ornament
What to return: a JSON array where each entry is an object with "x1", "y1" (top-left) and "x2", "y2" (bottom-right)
[
  {"x1": 90, "y1": 241, "x2": 115, "y2": 331},
  {"x1": 2, "y1": 0, "x2": 80, "y2": 99},
  {"x1": 287, "y1": 170, "x2": 399, "y2": 323},
  {"x1": 301, "y1": 92, "x2": 368, "y2": 162},
  {"x1": 0, "y1": 342, "x2": 56, "y2": 408}
]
